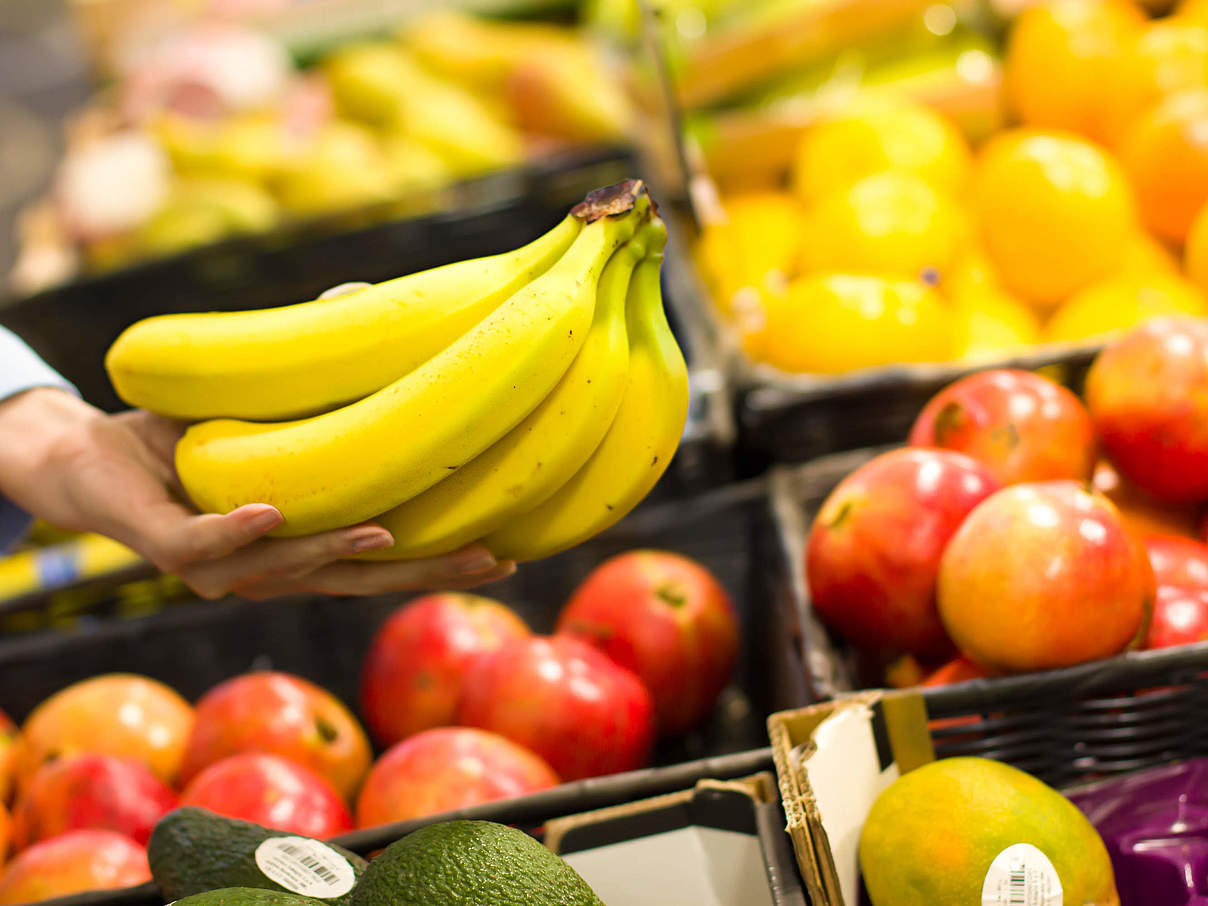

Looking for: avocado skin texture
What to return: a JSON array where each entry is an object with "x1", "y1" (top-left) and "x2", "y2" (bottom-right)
[
  {"x1": 149, "y1": 808, "x2": 366, "y2": 904},
  {"x1": 171, "y1": 888, "x2": 328, "y2": 906},
  {"x1": 350, "y1": 820, "x2": 606, "y2": 906}
]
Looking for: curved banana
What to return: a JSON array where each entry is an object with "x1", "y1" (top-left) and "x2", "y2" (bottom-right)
[
  {"x1": 105, "y1": 214, "x2": 582, "y2": 420},
  {"x1": 175, "y1": 181, "x2": 650, "y2": 537},
  {"x1": 360, "y1": 226, "x2": 651, "y2": 560},
  {"x1": 484, "y1": 219, "x2": 689, "y2": 562}
]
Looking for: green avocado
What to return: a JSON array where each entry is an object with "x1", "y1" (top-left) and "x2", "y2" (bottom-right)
[
  {"x1": 169, "y1": 888, "x2": 328, "y2": 906},
  {"x1": 149, "y1": 808, "x2": 366, "y2": 905},
  {"x1": 350, "y1": 820, "x2": 606, "y2": 906}
]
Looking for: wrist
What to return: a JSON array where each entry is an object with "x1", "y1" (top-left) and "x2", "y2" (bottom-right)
[{"x1": 0, "y1": 388, "x2": 102, "y2": 513}]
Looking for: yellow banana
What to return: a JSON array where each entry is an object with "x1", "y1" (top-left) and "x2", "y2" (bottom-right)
[
  {"x1": 360, "y1": 225, "x2": 650, "y2": 560},
  {"x1": 175, "y1": 180, "x2": 650, "y2": 537},
  {"x1": 484, "y1": 219, "x2": 689, "y2": 562},
  {"x1": 105, "y1": 214, "x2": 582, "y2": 420}
]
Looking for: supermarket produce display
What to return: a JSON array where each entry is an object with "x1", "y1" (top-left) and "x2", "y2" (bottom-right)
[{"x1": 9, "y1": 0, "x2": 1208, "y2": 904}]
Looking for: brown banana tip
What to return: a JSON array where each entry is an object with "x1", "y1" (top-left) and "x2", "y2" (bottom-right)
[{"x1": 572, "y1": 179, "x2": 647, "y2": 223}]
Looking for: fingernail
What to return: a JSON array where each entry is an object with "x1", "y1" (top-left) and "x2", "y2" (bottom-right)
[
  {"x1": 350, "y1": 529, "x2": 394, "y2": 553},
  {"x1": 246, "y1": 506, "x2": 283, "y2": 534},
  {"x1": 453, "y1": 549, "x2": 498, "y2": 574}
]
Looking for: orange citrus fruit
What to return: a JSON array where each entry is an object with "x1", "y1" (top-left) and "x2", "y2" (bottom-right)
[
  {"x1": 1102, "y1": 19, "x2": 1208, "y2": 145},
  {"x1": 799, "y1": 172, "x2": 970, "y2": 280},
  {"x1": 973, "y1": 129, "x2": 1136, "y2": 306},
  {"x1": 791, "y1": 98, "x2": 971, "y2": 205},
  {"x1": 1044, "y1": 272, "x2": 1208, "y2": 343},
  {"x1": 759, "y1": 273, "x2": 953, "y2": 373},
  {"x1": 1184, "y1": 201, "x2": 1208, "y2": 296},
  {"x1": 1121, "y1": 88, "x2": 1208, "y2": 243},
  {"x1": 1004, "y1": 0, "x2": 1145, "y2": 144},
  {"x1": 694, "y1": 192, "x2": 805, "y2": 313}
]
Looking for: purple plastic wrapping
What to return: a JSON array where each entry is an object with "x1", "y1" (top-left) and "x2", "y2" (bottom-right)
[{"x1": 1068, "y1": 758, "x2": 1208, "y2": 906}]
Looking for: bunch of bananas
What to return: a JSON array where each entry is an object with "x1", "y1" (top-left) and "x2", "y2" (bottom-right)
[{"x1": 105, "y1": 181, "x2": 689, "y2": 563}]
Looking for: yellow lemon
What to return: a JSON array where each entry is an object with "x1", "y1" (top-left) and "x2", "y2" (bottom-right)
[
  {"x1": 1044, "y1": 272, "x2": 1208, "y2": 343},
  {"x1": 951, "y1": 287, "x2": 1043, "y2": 362},
  {"x1": 1184, "y1": 201, "x2": 1208, "y2": 296},
  {"x1": 800, "y1": 172, "x2": 970, "y2": 281},
  {"x1": 759, "y1": 273, "x2": 953, "y2": 374},
  {"x1": 791, "y1": 97, "x2": 971, "y2": 205},
  {"x1": 974, "y1": 129, "x2": 1136, "y2": 307},
  {"x1": 695, "y1": 191, "x2": 805, "y2": 314}
]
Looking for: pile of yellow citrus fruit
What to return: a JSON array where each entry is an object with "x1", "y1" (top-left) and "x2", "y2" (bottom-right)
[{"x1": 695, "y1": 0, "x2": 1208, "y2": 375}]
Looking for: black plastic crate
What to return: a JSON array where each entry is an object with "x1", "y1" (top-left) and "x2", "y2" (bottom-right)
[
  {"x1": 768, "y1": 445, "x2": 1208, "y2": 782},
  {"x1": 0, "y1": 477, "x2": 807, "y2": 906},
  {"x1": 0, "y1": 147, "x2": 732, "y2": 492},
  {"x1": 0, "y1": 475, "x2": 806, "y2": 765}
]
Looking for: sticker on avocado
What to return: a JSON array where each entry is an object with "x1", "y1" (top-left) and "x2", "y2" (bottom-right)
[
  {"x1": 981, "y1": 843, "x2": 1062, "y2": 906},
  {"x1": 254, "y1": 837, "x2": 357, "y2": 898}
]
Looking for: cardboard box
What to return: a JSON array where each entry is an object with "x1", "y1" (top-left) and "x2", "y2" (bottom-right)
[
  {"x1": 546, "y1": 773, "x2": 806, "y2": 906},
  {"x1": 768, "y1": 692, "x2": 934, "y2": 906}
]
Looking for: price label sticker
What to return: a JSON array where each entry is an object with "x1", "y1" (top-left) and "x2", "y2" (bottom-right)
[
  {"x1": 254, "y1": 837, "x2": 357, "y2": 899},
  {"x1": 981, "y1": 843, "x2": 1062, "y2": 906}
]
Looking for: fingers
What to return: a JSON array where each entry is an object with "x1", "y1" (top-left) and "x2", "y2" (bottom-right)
[
  {"x1": 178, "y1": 522, "x2": 395, "y2": 599},
  {"x1": 232, "y1": 546, "x2": 517, "y2": 600},
  {"x1": 144, "y1": 503, "x2": 284, "y2": 576}
]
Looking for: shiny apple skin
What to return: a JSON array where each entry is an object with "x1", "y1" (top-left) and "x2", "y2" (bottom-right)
[
  {"x1": 179, "y1": 671, "x2": 370, "y2": 802},
  {"x1": 1086, "y1": 317, "x2": 1208, "y2": 504},
  {"x1": 909, "y1": 368, "x2": 1096, "y2": 485},
  {"x1": 806, "y1": 448, "x2": 1002, "y2": 657},
  {"x1": 456, "y1": 636, "x2": 655, "y2": 782},
  {"x1": 179, "y1": 752, "x2": 352, "y2": 838},
  {"x1": 938, "y1": 481, "x2": 1154, "y2": 672},
  {"x1": 0, "y1": 830, "x2": 149, "y2": 906},
  {"x1": 359, "y1": 594, "x2": 529, "y2": 749},
  {"x1": 556, "y1": 551, "x2": 738, "y2": 736},
  {"x1": 355, "y1": 727, "x2": 558, "y2": 828}
]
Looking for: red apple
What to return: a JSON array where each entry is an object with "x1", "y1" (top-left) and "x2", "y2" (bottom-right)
[
  {"x1": 355, "y1": 727, "x2": 559, "y2": 828},
  {"x1": 556, "y1": 551, "x2": 738, "y2": 736},
  {"x1": 806, "y1": 448, "x2": 1002, "y2": 657},
  {"x1": 17, "y1": 674, "x2": 193, "y2": 793},
  {"x1": 11, "y1": 754, "x2": 177, "y2": 850},
  {"x1": 1086, "y1": 317, "x2": 1208, "y2": 504},
  {"x1": 180, "y1": 672, "x2": 370, "y2": 802},
  {"x1": 938, "y1": 482, "x2": 1153, "y2": 673},
  {"x1": 179, "y1": 753, "x2": 352, "y2": 838},
  {"x1": 1144, "y1": 535, "x2": 1208, "y2": 590},
  {"x1": 360, "y1": 594, "x2": 529, "y2": 748},
  {"x1": 456, "y1": 636, "x2": 655, "y2": 781},
  {"x1": 909, "y1": 369, "x2": 1096, "y2": 485},
  {"x1": 0, "y1": 803, "x2": 8, "y2": 866},
  {"x1": 1147, "y1": 585, "x2": 1208, "y2": 649},
  {"x1": 0, "y1": 711, "x2": 15, "y2": 806},
  {"x1": 1094, "y1": 459, "x2": 1201, "y2": 541},
  {"x1": 0, "y1": 830, "x2": 150, "y2": 905}
]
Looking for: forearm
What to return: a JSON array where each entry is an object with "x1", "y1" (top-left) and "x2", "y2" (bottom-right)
[{"x1": 0, "y1": 387, "x2": 107, "y2": 532}]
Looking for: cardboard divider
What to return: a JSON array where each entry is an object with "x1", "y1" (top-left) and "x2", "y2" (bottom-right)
[
  {"x1": 768, "y1": 694, "x2": 933, "y2": 906},
  {"x1": 546, "y1": 773, "x2": 803, "y2": 906}
]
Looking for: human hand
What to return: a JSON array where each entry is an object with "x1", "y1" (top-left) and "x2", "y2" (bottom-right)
[{"x1": 0, "y1": 387, "x2": 515, "y2": 601}]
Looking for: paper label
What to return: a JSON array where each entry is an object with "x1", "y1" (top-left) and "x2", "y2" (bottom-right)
[
  {"x1": 981, "y1": 843, "x2": 1062, "y2": 906},
  {"x1": 254, "y1": 837, "x2": 357, "y2": 898}
]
